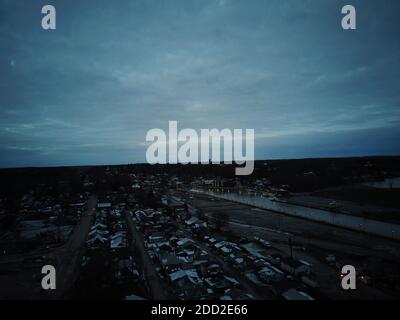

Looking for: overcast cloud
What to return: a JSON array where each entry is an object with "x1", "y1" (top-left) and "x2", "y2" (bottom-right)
[{"x1": 1, "y1": 0, "x2": 399, "y2": 167}]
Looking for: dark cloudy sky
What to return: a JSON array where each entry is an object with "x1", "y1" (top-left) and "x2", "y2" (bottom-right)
[{"x1": 1, "y1": 0, "x2": 399, "y2": 168}]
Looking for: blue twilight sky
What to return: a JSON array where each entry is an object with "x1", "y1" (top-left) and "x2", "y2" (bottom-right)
[{"x1": 0, "y1": 0, "x2": 400, "y2": 167}]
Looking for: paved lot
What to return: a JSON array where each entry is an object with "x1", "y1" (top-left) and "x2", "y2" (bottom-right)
[{"x1": 173, "y1": 190, "x2": 400, "y2": 299}]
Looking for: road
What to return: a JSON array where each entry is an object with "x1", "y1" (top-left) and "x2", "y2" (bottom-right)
[
  {"x1": 198, "y1": 190, "x2": 400, "y2": 240},
  {"x1": 50, "y1": 195, "x2": 97, "y2": 299},
  {"x1": 0, "y1": 195, "x2": 97, "y2": 299},
  {"x1": 125, "y1": 211, "x2": 166, "y2": 299}
]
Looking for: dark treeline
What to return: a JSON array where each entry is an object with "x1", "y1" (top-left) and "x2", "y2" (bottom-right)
[
  {"x1": 0, "y1": 167, "x2": 84, "y2": 196},
  {"x1": 125, "y1": 156, "x2": 400, "y2": 191},
  {"x1": 0, "y1": 167, "x2": 84, "y2": 212},
  {"x1": 1, "y1": 156, "x2": 399, "y2": 200}
]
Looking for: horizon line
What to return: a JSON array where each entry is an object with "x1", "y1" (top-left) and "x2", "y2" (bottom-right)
[{"x1": 1, "y1": 154, "x2": 400, "y2": 171}]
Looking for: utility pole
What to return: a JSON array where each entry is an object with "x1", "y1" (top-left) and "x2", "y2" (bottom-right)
[{"x1": 289, "y1": 237, "x2": 293, "y2": 260}]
